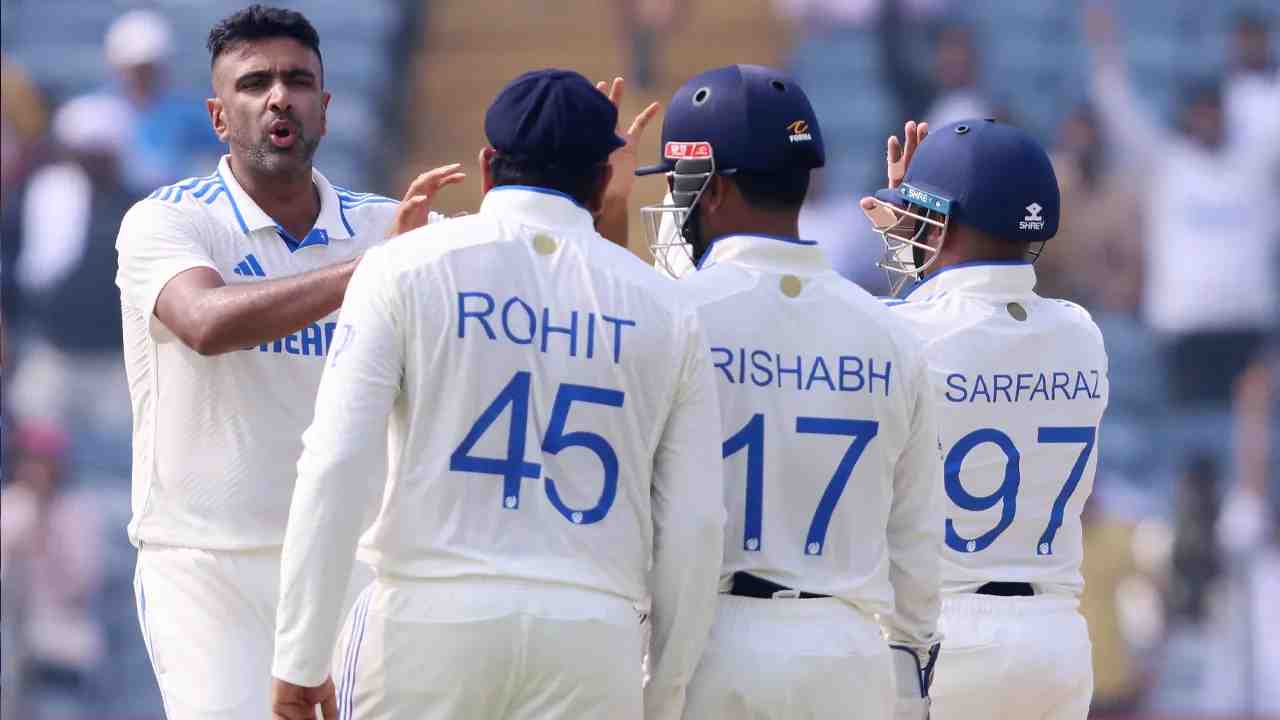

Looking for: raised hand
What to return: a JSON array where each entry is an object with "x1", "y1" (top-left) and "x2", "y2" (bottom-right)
[
  {"x1": 388, "y1": 163, "x2": 467, "y2": 238},
  {"x1": 887, "y1": 120, "x2": 929, "y2": 189},
  {"x1": 596, "y1": 76, "x2": 662, "y2": 205}
]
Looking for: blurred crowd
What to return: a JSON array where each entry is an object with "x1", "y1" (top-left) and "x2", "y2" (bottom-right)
[{"x1": 2, "y1": 1, "x2": 1277, "y2": 718}]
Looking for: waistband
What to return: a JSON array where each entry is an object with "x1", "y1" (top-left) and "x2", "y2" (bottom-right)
[
  {"x1": 975, "y1": 581, "x2": 1033, "y2": 596},
  {"x1": 370, "y1": 575, "x2": 641, "y2": 625},
  {"x1": 942, "y1": 591, "x2": 1079, "y2": 616},
  {"x1": 727, "y1": 571, "x2": 831, "y2": 599}
]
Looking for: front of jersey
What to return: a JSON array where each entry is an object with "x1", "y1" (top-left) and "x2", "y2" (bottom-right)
[
  {"x1": 682, "y1": 234, "x2": 942, "y2": 646},
  {"x1": 888, "y1": 261, "x2": 1109, "y2": 595},
  {"x1": 115, "y1": 155, "x2": 410, "y2": 550},
  {"x1": 272, "y1": 187, "x2": 725, "y2": 692}
]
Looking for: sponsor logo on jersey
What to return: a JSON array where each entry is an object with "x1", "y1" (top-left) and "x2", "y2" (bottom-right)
[
  {"x1": 664, "y1": 141, "x2": 713, "y2": 160},
  {"x1": 1019, "y1": 202, "x2": 1045, "y2": 231},
  {"x1": 787, "y1": 119, "x2": 813, "y2": 143},
  {"x1": 250, "y1": 321, "x2": 340, "y2": 357}
]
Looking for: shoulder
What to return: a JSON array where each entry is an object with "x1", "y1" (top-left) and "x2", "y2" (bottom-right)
[
  {"x1": 827, "y1": 282, "x2": 931, "y2": 361},
  {"x1": 331, "y1": 184, "x2": 400, "y2": 235},
  {"x1": 586, "y1": 237, "x2": 683, "y2": 295},
  {"x1": 144, "y1": 171, "x2": 225, "y2": 208},
  {"x1": 333, "y1": 184, "x2": 399, "y2": 210},
  {"x1": 1036, "y1": 294, "x2": 1107, "y2": 351},
  {"x1": 375, "y1": 213, "x2": 501, "y2": 272},
  {"x1": 126, "y1": 171, "x2": 233, "y2": 231},
  {"x1": 119, "y1": 177, "x2": 224, "y2": 248},
  {"x1": 875, "y1": 290, "x2": 974, "y2": 344},
  {"x1": 679, "y1": 264, "x2": 754, "y2": 309},
  {"x1": 1039, "y1": 295, "x2": 1096, "y2": 324}
]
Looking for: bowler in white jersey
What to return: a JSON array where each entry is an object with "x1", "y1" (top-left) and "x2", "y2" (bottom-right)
[
  {"x1": 639, "y1": 65, "x2": 943, "y2": 720},
  {"x1": 114, "y1": 7, "x2": 462, "y2": 719},
  {"x1": 862, "y1": 119, "x2": 1109, "y2": 719},
  {"x1": 270, "y1": 69, "x2": 725, "y2": 720}
]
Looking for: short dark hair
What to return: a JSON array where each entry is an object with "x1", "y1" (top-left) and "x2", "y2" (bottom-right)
[
  {"x1": 731, "y1": 170, "x2": 810, "y2": 212},
  {"x1": 207, "y1": 5, "x2": 322, "y2": 73},
  {"x1": 489, "y1": 154, "x2": 607, "y2": 208}
]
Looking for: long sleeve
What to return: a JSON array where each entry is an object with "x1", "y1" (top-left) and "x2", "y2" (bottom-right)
[
  {"x1": 272, "y1": 247, "x2": 402, "y2": 686},
  {"x1": 644, "y1": 312, "x2": 726, "y2": 720},
  {"x1": 883, "y1": 356, "x2": 943, "y2": 650}
]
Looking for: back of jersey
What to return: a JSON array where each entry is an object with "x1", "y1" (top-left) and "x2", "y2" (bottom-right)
[
  {"x1": 352, "y1": 190, "x2": 716, "y2": 602},
  {"x1": 893, "y1": 266, "x2": 1109, "y2": 595},
  {"x1": 684, "y1": 235, "x2": 935, "y2": 613}
]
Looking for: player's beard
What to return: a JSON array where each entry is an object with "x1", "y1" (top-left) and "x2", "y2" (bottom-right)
[{"x1": 235, "y1": 124, "x2": 321, "y2": 179}]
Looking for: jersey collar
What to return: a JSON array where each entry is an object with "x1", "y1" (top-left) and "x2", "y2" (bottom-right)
[
  {"x1": 479, "y1": 185, "x2": 596, "y2": 234},
  {"x1": 696, "y1": 233, "x2": 829, "y2": 274},
  {"x1": 904, "y1": 259, "x2": 1037, "y2": 302},
  {"x1": 214, "y1": 155, "x2": 354, "y2": 249}
]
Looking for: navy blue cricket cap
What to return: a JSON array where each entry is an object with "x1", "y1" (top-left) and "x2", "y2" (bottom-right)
[
  {"x1": 485, "y1": 69, "x2": 625, "y2": 170},
  {"x1": 636, "y1": 64, "x2": 825, "y2": 176},
  {"x1": 875, "y1": 119, "x2": 1060, "y2": 243}
]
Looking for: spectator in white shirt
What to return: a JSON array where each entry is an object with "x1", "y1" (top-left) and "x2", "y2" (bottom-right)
[{"x1": 1085, "y1": 6, "x2": 1280, "y2": 414}]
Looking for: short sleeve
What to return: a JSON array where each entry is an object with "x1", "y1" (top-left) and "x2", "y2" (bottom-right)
[{"x1": 115, "y1": 200, "x2": 219, "y2": 326}]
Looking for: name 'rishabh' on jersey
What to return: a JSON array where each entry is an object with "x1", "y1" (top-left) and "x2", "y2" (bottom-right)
[
  {"x1": 887, "y1": 261, "x2": 1109, "y2": 596},
  {"x1": 680, "y1": 234, "x2": 941, "y2": 645},
  {"x1": 114, "y1": 155, "x2": 437, "y2": 550}
]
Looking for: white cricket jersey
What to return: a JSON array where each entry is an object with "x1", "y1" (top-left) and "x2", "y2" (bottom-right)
[
  {"x1": 681, "y1": 234, "x2": 942, "y2": 648},
  {"x1": 115, "y1": 155, "x2": 427, "y2": 550},
  {"x1": 272, "y1": 187, "x2": 726, "y2": 703},
  {"x1": 886, "y1": 261, "x2": 1109, "y2": 596}
]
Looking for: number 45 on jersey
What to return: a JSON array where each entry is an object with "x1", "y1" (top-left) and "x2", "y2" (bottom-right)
[{"x1": 449, "y1": 371, "x2": 623, "y2": 525}]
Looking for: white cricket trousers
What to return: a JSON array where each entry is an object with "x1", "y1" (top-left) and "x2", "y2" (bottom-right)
[
  {"x1": 331, "y1": 576, "x2": 646, "y2": 720},
  {"x1": 132, "y1": 544, "x2": 370, "y2": 720},
  {"x1": 683, "y1": 594, "x2": 894, "y2": 719},
  {"x1": 930, "y1": 593, "x2": 1093, "y2": 720}
]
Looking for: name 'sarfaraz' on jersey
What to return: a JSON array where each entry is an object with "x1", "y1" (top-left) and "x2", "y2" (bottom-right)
[{"x1": 888, "y1": 263, "x2": 1109, "y2": 596}]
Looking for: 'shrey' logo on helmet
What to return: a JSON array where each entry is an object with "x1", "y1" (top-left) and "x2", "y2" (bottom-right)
[{"x1": 1020, "y1": 202, "x2": 1045, "y2": 231}]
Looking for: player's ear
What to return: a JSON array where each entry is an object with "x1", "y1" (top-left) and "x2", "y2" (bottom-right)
[
  {"x1": 318, "y1": 90, "x2": 331, "y2": 138},
  {"x1": 701, "y1": 175, "x2": 728, "y2": 215},
  {"x1": 479, "y1": 147, "x2": 497, "y2": 195},
  {"x1": 207, "y1": 97, "x2": 230, "y2": 144}
]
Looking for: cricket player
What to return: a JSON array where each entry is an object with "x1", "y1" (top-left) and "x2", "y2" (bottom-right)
[
  {"x1": 861, "y1": 119, "x2": 1110, "y2": 719},
  {"x1": 638, "y1": 64, "x2": 943, "y2": 720},
  {"x1": 270, "y1": 68, "x2": 725, "y2": 720},
  {"x1": 114, "y1": 6, "x2": 462, "y2": 719}
]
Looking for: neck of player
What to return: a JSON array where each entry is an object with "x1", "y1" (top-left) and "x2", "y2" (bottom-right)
[
  {"x1": 229, "y1": 153, "x2": 321, "y2": 242},
  {"x1": 717, "y1": 208, "x2": 801, "y2": 243},
  {"x1": 926, "y1": 225, "x2": 1027, "y2": 276}
]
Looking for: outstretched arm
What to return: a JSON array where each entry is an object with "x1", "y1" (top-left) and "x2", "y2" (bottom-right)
[
  {"x1": 273, "y1": 245, "x2": 402, "y2": 691},
  {"x1": 646, "y1": 313, "x2": 726, "y2": 720},
  {"x1": 121, "y1": 165, "x2": 462, "y2": 357},
  {"x1": 1083, "y1": 4, "x2": 1170, "y2": 172},
  {"x1": 885, "y1": 357, "x2": 944, "y2": 720}
]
